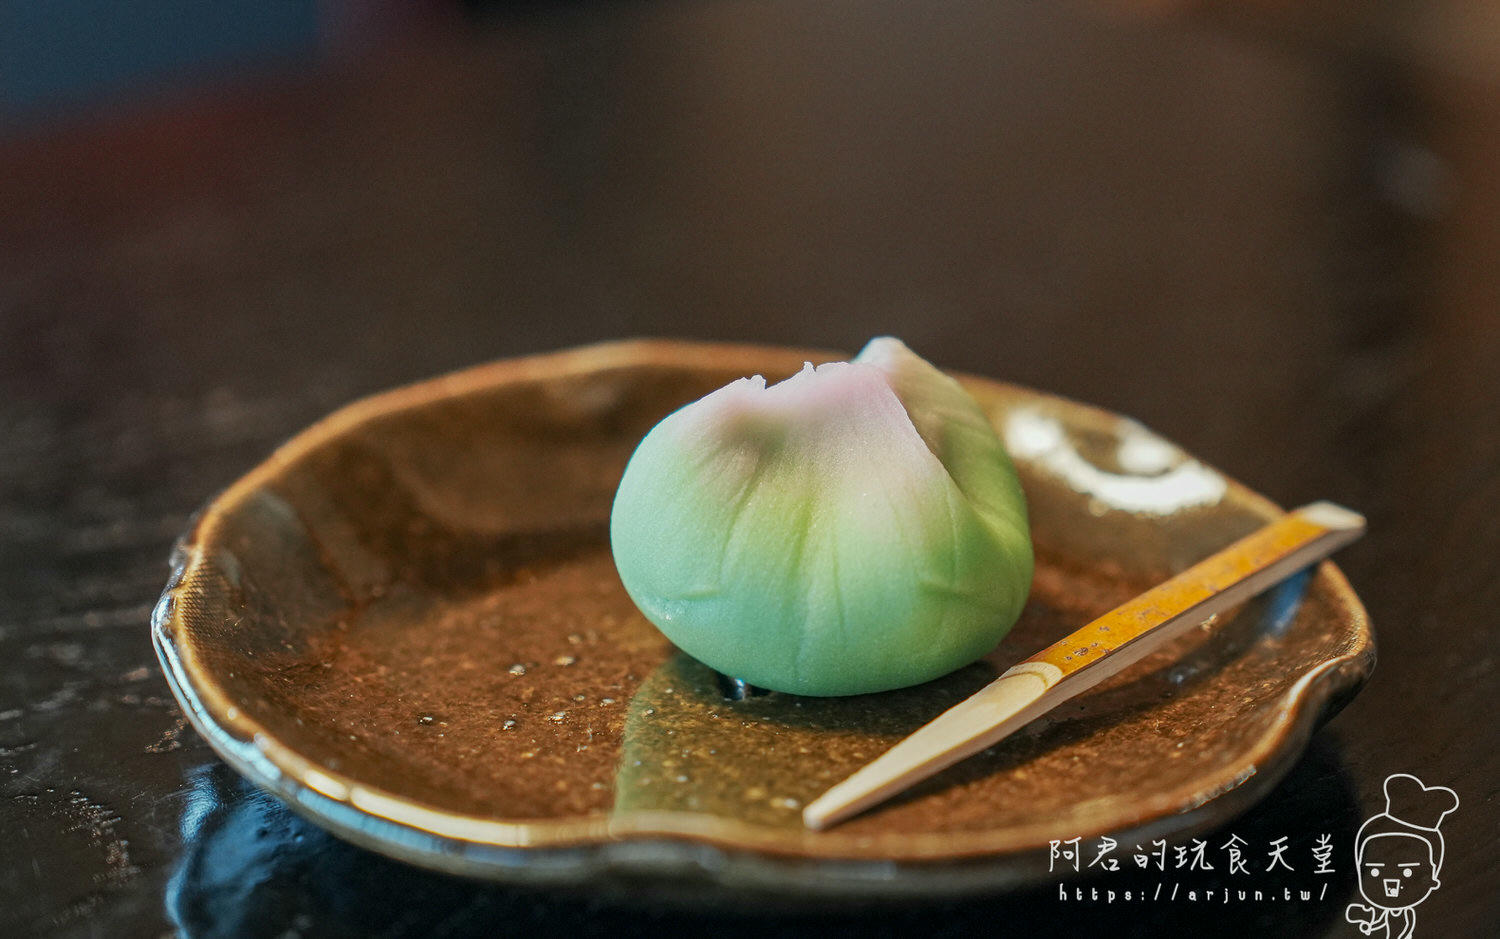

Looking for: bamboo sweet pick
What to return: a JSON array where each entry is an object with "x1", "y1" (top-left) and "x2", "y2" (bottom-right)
[{"x1": 802, "y1": 501, "x2": 1365, "y2": 831}]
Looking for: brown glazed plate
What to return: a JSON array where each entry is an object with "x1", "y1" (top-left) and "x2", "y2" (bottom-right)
[{"x1": 152, "y1": 340, "x2": 1373, "y2": 902}]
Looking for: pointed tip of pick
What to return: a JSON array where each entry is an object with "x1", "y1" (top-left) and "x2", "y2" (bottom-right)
[
  {"x1": 803, "y1": 788, "x2": 872, "y2": 831},
  {"x1": 802, "y1": 803, "x2": 831, "y2": 831}
]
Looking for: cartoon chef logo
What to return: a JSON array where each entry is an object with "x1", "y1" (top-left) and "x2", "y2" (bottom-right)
[{"x1": 1345, "y1": 773, "x2": 1458, "y2": 938}]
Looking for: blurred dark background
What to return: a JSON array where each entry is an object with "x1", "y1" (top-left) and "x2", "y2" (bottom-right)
[{"x1": 1, "y1": 1, "x2": 1497, "y2": 936}]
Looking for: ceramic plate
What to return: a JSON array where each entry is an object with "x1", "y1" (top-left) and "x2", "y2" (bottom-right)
[{"x1": 152, "y1": 340, "x2": 1372, "y2": 901}]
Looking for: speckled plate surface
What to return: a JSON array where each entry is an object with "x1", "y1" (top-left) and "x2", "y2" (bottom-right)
[{"x1": 152, "y1": 340, "x2": 1372, "y2": 901}]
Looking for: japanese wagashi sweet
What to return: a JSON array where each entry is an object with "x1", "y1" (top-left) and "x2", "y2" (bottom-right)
[{"x1": 610, "y1": 338, "x2": 1032, "y2": 696}]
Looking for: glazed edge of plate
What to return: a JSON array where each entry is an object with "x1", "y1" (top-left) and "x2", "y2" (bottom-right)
[{"x1": 151, "y1": 338, "x2": 1375, "y2": 899}]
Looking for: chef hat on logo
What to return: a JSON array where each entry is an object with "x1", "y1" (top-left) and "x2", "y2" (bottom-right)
[{"x1": 1355, "y1": 774, "x2": 1459, "y2": 872}]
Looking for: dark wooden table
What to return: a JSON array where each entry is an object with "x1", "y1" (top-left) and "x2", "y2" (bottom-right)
[{"x1": 2, "y1": 3, "x2": 1496, "y2": 936}]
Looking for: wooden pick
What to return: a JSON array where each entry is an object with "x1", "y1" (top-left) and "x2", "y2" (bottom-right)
[{"x1": 802, "y1": 501, "x2": 1365, "y2": 831}]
